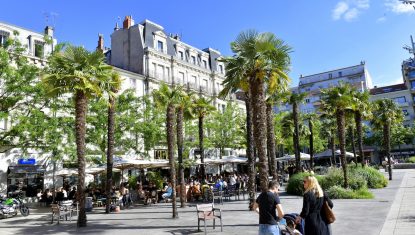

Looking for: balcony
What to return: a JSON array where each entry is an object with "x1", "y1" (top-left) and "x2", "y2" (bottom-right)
[
  {"x1": 187, "y1": 82, "x2": 198, "y2": 91},
  {"x1": 199, "y1": 85, "x2": 209, "y2": 95}
]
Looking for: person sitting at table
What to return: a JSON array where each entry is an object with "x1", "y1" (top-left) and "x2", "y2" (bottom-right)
[
  {"x1": 161, "y1": 182, "x2": 173, "y2": 202},
  {"x1": 68, "y1": 187, "x2": 76, "y2": 200},
  {"x1": 137, "y1": 184, "x2": 146, "y2": 201},
  {"x1": 55, "y1": 187, "x2": 65, "y2": 202}
]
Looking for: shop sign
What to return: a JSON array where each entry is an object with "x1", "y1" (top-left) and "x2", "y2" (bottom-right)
[{"x1": 18, "y1": 158, "x2": 36, "y2": 165}]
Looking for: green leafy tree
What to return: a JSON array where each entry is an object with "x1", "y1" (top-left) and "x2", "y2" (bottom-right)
[
  {"x1": 372, "y1": 99, "x2": 403, "y2": 180},
  {"x1": 351, "y1": 91, "x2": 371, "y2": 166},
  {"x1": 0, "y1": 32, "x2": 41, "y2": 151},
  {"x1": 206, "y1": 102, "x2": 245, "y2": 159},
  {"x1": 42, "y1": 45, "x2": 115, "y2": 227}
]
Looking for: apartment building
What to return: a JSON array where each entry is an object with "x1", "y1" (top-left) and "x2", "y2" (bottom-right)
[{"x1": 107, "y1": 16, "x2": 231, "y2": 112}]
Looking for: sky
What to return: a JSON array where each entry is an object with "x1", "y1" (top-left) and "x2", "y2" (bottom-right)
[{"x1": 1, "y1": 0, "x2": 415, "y2": 88}]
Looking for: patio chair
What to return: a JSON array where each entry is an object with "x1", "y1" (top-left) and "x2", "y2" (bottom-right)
[
  {"x1": 212, "y1": 187, "x2": 223, "y2": 205},
  {"x1": 196, "y1": 203, "x2": 223, "y2": 235},
  {"x1": 51, "y1": 203, "x2": 72, "y2": 224},
  {"x1": 223, "y1": 185, "x2": 237, "y2": 201}
]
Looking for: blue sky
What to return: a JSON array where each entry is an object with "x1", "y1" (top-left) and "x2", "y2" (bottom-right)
[{"x1": 1, "y1": 0, "x2": 415, "y2": 87}]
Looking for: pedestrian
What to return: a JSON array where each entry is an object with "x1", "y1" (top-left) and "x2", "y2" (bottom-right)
[
  {"x1": 253, "y1": 180, "x2": 284, "y2": 235},
  {"x1": 296, "y1": 175, "x2": 332, "y2": 235}
]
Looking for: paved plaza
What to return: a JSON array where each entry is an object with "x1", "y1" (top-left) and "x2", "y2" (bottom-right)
[{"x1": 0, "y1": 169, "x2": 413, "y2": 235}]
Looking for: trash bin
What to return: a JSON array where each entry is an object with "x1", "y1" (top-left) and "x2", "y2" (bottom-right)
[{"x1": 85, "y1": 197, "x2": 93, "y2": 212}]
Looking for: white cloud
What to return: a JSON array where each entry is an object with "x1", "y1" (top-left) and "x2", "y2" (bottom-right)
[
  {"x1": 333, "y1": 2, "x2": 349, "y2": 20},
  {"x1": 376, "y1": 16, "x2": 387, "y2": 22},
  {"x1": 344, "y1": 8, "x2": 360, "y2": 21},
  {"x1": 385, "y1": 0, "x2": 414, "y2": 14},
  {"x1": 356, "y1": 0, "x2": 370, "y2": 9},
  {"x1": 332, "y1": 0, "x2": 370, "y2": 21}
]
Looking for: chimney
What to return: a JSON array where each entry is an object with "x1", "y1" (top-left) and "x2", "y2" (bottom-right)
[
  {"x1": 123, "y1": 15, "x2": 133, "y2": 29},
  {"x1": 44, "y1": 26, "x2": 54, "y2": 37},
  {"x1": 114, "y1": 22, "x2": 119, "y2": 31},
  {"x1": 96, "y1": 34, "x2": 104, "y2": 52}
]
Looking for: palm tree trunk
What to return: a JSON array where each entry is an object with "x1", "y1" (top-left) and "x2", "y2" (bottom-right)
[
  {"x1": 245, "y1": 91, "x2": 256, "y2": 210},
  {"x1": 266, "y1": 103, "x2": 278, "y2": 180},
  {"x1": 330, "y1": 136, "x2": 335, "y2": 166},
  {"x1": 309, "y1": 118, "x2": 314, "y2": 170},
  {"x1": 106, "y1": 94, "x2": 115, "y2": 214},
  {"x1": 176, "y1": 107, "x2": 186, "y2": 208},
  {"x1": 199, "y1": 116, "x2": 205, "y2": 180},
  {"x1": 384, "y1": 122, "x2": 392, "y2": 180},
  {"x1": 293, "y1": 101, "x2": 301, "y2": 172},
  {"x1": 250, "y1": 78, "x2": 268, "y2": 192},
  {"x1": 336, "y1": 109, "x2": 348, "y2": 188},
  {"x1": 75, "y1": 91, "x2": 88, "y2": 227},
  {"x1": 167, "y1": 104, "x2": 178, "y2": 218},
  {"x1": 355, "y1": 112, "x2": 365, "y2": 167},
  {"x1": 349, "y1": 126, "x2": 357, "y2": 166}
]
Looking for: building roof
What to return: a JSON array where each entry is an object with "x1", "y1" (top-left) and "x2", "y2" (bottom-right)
[
  {"x1": 300, "y1": 62, "x2": 365, "y2": 79},
  {"x1": 370, "y1": 83, "x2": 407, "y2": 95}
]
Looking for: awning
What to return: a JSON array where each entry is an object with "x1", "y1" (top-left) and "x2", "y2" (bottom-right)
[{"x1": 7, "y1": 165, "x2": 45, "y2": 174}]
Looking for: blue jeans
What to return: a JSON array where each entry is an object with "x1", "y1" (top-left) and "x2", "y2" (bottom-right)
[{"x1": 259, "y1": 224, "x2": 280, "y2": 235}]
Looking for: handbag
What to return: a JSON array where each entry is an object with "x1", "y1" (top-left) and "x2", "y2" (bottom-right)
[{"x1": 322, "y1": 201, "x2": 336, "y2": 224}]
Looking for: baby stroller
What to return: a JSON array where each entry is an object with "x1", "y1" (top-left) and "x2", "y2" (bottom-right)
[{"x1": 279, "y1": 213, "x2": 304, "y2": 235}]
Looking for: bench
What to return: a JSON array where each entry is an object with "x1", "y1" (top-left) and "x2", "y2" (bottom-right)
[
  {"x1": 196, "y1": 203, "x2": 223, "y2": 235},
  {"x1": 51, "y1": 203, "x2": 72, "y2": 224}
]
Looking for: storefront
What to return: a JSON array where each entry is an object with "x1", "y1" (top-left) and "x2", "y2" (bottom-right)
[{"x1": 7, "y1": 158, "x2": 45, "y2": 197}]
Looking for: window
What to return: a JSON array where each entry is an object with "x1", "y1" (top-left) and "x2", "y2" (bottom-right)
[
  {"x1": 191, "y1": 56, "x2": 196, "y2": 64},
  {"x1": 411, "y1": 81, "x2": 415, "y2": 90},
  {"x1": 179, "y1": 72, "x2": 185, "y2": 84},
  {"x1": 328, "y1": 73, "x2": 332, "y2": 79},
  {"x1": 179, "y1": 51, "x2": 184, "y2": 60},
  {"x1": 0, "y1": 30, "x2": 9, "y2": 47},
  {"x1": 157, "y1": 40, "x2": 164, "y2": 52},
  {"x1": 219, "y1": 65, "x2": 223, "y2": 74},
  {"x1": 154, "y1": 149, "x2": 167, "y2": 160},
  {"x1": 305, "y1": 98, "x2": 310, "y2": 103},
  {"x1": 393, "y1": 96, "x2": 406, "y2": 104},
  {"x1": 403, "y1": 109, "x2": 409, "y2": 116},
  {"x1": 338, "y1": 71, "x2": 342, "y2": 77},
  {"x1": 203, "y1": 60, "x2": 207, "y2": 68},
  {"x1": 34, "y1": 41, "x2": 44, "y2": 58}
]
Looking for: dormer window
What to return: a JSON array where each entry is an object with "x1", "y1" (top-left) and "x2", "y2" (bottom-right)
[
  {"x1": 219, "y1": 64, "x2": 223, "y2": 74},
  {"x1": 34, "y1": 40, "x2": 44, "y2": 58},
  {"x1": 0, "y1": 30, "x2": 10, "y2": 47},
  {"x1": 157, "y1": 40, "x2": 164, "y2": 52},
  {"x1": 203, "y1": 60, "x2": 207, "y2": 68},
  {"x1": 179, "y1": 51, "x2": 184, "y2": 60},
  {"x1": 191, "y1": 56, "x2": 196, "y2": 64}
]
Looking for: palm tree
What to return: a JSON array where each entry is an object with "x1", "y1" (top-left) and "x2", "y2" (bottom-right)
[
  {"x1": 304, "y1": 113, "x2": 318, "y2": 170},
  {"x1": 43, "y1": 45, "x2": 114, "y2": 227},
  {"x1": 105, "y1": 72, "x2": 121, "y2": 214},
  {"x1": 266, "y1": 92, "x2": 289, "y2": 180},
  {"x1": 153, "y1": 83, "x2": 182, "y2": 218},
  {"x1": 321, "y1": 83, "x2": 354, "y2": 188},
  {"x1": 176, "y1": 89, "x2": 194, "y2": 208},
  {"x1": 220, "y1": 30, "x2": 292, "y2": 192},
  {"x1": 351, "y1": 90, "x2": 371, "y2": 167},
  {"x1": 288, "y1": 92, "x2": 307, "y2": 172},
  {"x1": 192, "y1": 96, "x2": 215, "y2": 180},
  {"x1": 372, "y1": 99, "x2": 403, "y2": 180}
]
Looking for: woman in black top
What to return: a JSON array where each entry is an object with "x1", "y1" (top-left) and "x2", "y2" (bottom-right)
[{"x1": 296, "y1": 175, "x2": 332, "y2": 235}]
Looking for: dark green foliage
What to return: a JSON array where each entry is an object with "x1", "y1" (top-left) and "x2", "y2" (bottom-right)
[
  {"x1": 326, "y1": 186, "x2": 373, "y2": 199},
  {"x1": 286, "y1": 166, "x2": 386, "y2": 199},
  {"x1": 406, "y1": 157, "x2": 415, "y2": 163},
  {"x1": 349, "y1": 165, "x2": 388, "y2": 188},
  {"x1": 146, "y1": 171, "x2": 164, "y2": 190}
]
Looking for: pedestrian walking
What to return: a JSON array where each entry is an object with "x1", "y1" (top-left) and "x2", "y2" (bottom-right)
[
  {"x1": 296, "y1": 175, "x2": 332, "y2": 235},
  {"x1": 253, "y1": 180, "x2": 284, "y2": 235}
]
